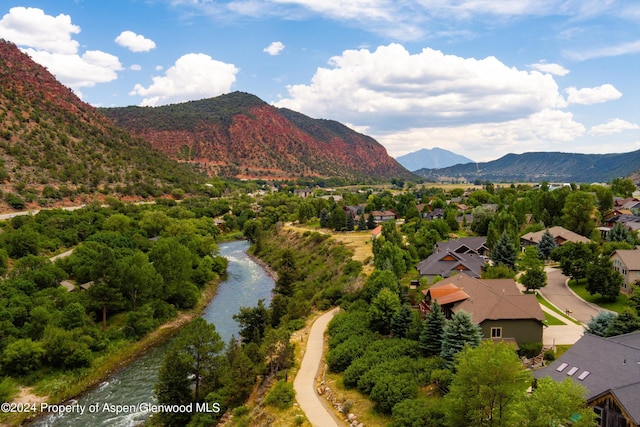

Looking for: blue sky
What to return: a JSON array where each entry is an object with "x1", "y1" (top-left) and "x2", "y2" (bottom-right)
[{"x1": 1, "y1": 0, "x2": 638, "y2": 162}]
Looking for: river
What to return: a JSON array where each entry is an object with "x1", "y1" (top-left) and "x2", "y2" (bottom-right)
[{"x1": 30, "y1": 240, "x2": 274, "y2": 427}]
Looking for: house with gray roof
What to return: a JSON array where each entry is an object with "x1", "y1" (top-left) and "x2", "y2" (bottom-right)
[
  {"x1": 416, "y1": 250, "x2": 485, "y2": 283},
  {"x1": 534, "y1": 332, "x2": 640, "y2": 427},
  {"x1": 434, "y1": 237, "x2": 489, "y2": 257}
]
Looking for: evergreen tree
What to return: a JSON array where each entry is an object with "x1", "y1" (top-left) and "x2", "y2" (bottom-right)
[
  {"x1": 490, "y1": 232, "x2": 517, "y2": 271},
  {"x1": 585, "y1": 311, "x2": 617, "y2": 337},
  {"x1": 346, "y1": 212, "x2": 355, "y2": 231},
  {"x1": 608, "y1": 222, "x2": 636, "y2": 245},
  {"x1": 319, "y1": 208, "x2": 330, "y2": 228},
  {"x1": 357, "y1": 213, "x2": 367, "y2": 231},
  {"x1": 155, "y1": 347, "x2": 193, "y2": 426},
  {"x1": 536, "y1": 229, "x2": 557, "y2": 260},
  {"x1": 419, "y1": 300, "x2": 446, "y2": 357},
  {"x1": 367, "y1": 212, "x2": 377, "y2": 230},
  {"x1": 440, "y1": 311, "x2": 481, "y2": 364},
  {"x1": 391, "y1": 305, "x2": 412, "y2": 338}
]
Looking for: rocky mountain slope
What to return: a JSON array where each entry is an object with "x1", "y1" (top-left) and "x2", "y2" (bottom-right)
[
  {"x1": 415, "y1": 151, "x2": 640, "y2": 183},
  {"x1": 395, "y1": 147, "x2": 474, "y2": 171},
  {"x1": 101, "y1": 92, "x2": 414, "y2": 181},
  {"x1": 0, "y1": 39, "x2": 203, "y2": 203}
]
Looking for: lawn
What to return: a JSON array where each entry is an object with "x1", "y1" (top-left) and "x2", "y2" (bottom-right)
[
  {"x1": 535, "y1": 293, "x2": 582, "y2": 325},
  {"x1": 568, "y1": 279, "x2": 629, "y2": 313}
]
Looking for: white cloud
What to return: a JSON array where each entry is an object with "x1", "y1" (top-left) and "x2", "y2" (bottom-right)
[
  {"x1": 589, "y1": 119, "x2": 639, "y2": 136},
  {"x1": 378, "y1": 109, "x2": 586, "y2": 161},
  {"x1": 565, "y1": 40, "x2": 640, "y2": 61},
  {"x1": 0, "y1": 7, "x2": 122, "y2": 94},
  {"x1": 273, "y1": 43, "x2": 602, "y2": 161},
  {"x1": 24, "y1": 48, "x2": 123, "y2": 89},
  {"x1": 131, "y1": 64, "x2": 142, "y2": 71},
  {"x1": 276, "y1": 44, "x2": 566, "y2": 130},
  {"x1": 264, "y1": 41, "x2": 285, "y2": 55},
  {"x1": 0, "y1": 7, "x2": 79, "y2": 54},
  {"x1": 566, "y1": 84, "x2": 622, "y2": 105},
  {"x1": 155, "y1": 65, "x2": 164, "y2": 71},
  {"x1": 129, "y1": 53, "x2": 239, "y2": 106},
  {"x1": 528, "y1": 61, "x2": 570, "y2": 76},
  {"x1": 115, "y1": 30, "x2": 156, "y2": 52}
]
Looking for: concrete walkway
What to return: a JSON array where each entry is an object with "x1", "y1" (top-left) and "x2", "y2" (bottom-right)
[
  {"x1": 293, "y1": 307, "x2": 343, "y2": 427},
  {"x1": 538, "y1": 266, "x2": 607, "y2": 324},
  {"x1": 540, "y1": 305, "x2": 585, "y2": 346}
]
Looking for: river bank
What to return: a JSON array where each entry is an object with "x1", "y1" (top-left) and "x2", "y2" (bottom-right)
[{"x1": 7, "y1": 281, "x2": 222, "y2": 427}]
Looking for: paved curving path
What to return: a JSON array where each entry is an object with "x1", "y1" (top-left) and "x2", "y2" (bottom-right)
[
  {"x1": 538, "y1": 266, "x2": 610, "y2": 325},
  {"x1": 293, "y1": 307, "x2": 343, "y2": 427}
]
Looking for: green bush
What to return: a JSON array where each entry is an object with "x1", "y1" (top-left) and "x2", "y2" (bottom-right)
[
  {"x1": 517, "y1": 342, "x2": 543, "y2": 359},
  {"x1": 264, "y1": 381, "x2": 295, "y2": 410}
]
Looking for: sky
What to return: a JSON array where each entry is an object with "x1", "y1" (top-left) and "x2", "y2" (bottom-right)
[{"x1": 0, "y1": 1, "x2": 639, "y2": 162}]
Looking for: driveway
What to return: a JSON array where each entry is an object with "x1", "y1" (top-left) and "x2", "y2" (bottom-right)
[
  {"x1": 538, "y1": 266, "x2": 608, "y2": 325},
  {"x1": 293, "y1": 307, "x2": 343, "y2": 427}
]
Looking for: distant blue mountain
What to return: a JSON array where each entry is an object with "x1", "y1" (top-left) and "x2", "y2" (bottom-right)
[{"x1": 395, "y1": 147, "x2": 474, "y2": 171}]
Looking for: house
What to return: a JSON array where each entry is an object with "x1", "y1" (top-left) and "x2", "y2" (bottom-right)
[
  {"x1": 370, "y1": 210, "x2": 397, "y2": 223},
  {"x1": 605, "y1": 215, "x2": 640, "y2": 233},
  {"x1": 419, "y1": 274, "x2": 545, "y2": 345},
  {"x1": 417, "y1": 250, "x2": 485, "y2": 282},
  {"x1": 534, "y1": 332, "x2": 640, "y2": 427},
  {"x1": 520, "y1": 226, "x2": 591, "y2": 249},
  {"x1": 611, "y1": 248, "x2": 640, "y2": 292},
  {"x1": 423, "y1": 208, "x2": 445, "y2": 221},
  {"x1": 293, "y1": 188, "x2": 314, "y2": 198},
  {"x1": 371, "y1": 225, "x2": 383, "y2": 240},
  {"x1": 434, "y1": 237, "x2": 489, "y2": 257},
  {"x1": 614, "y1": 197, "x2": 640, "y2": 209}
]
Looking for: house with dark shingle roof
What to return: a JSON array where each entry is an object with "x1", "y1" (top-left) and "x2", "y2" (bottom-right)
[
  {"x1": 416, "y1": 250, "x2": 485, "y2": 283},
  {"x1": 534, "y1": 332, "x2": 640, "y2": 427},
  {"x1": 434, "y1": 237, "x2": 489, "y2": 257},
  {"x1": 419, "y1": 274, "x2": 545, "y2": 345}
]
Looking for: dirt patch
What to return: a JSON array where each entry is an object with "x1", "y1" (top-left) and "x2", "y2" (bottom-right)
[{"x1": 13, "y1": 387, "x2": 47, "y2": 406}]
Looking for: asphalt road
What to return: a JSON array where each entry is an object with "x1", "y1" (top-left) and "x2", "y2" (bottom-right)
[{"x1": 538, "y1": 266, "x2": 609, "y2": 324}]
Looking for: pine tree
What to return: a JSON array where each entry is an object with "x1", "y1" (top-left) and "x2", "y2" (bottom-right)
[
  {"x1": 537, "y1": 229, "x2": 557, "y2": 260},
  {"x1": 357, "y1": 213, "x2": 367, "y2": 231},
  {"x1": 367, "y1": 212, "x2": 377, "y2": 230},
  {"x1": 490, "y1": 232, "x2": 517, "y2": 270},
  {"x1": 419, "y1": 300, "x2": 445, "y2": 357},
  {"x1": 346, "y1": 212, "x2": 355, "y2": 231},
  {"x1": 440, "y1": 311, "x2": 481, "y2": 364},
  {"x1": 155, "y1": 347, "x2": 195, "y2": 426}
]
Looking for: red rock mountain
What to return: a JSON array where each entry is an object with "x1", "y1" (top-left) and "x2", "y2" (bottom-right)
[
  {"x1": 0, "y1": 39, "x2": 202, "y2": 198},
  {"x1": 101, "y1": 92, "x2": 414, "y2": 181}
]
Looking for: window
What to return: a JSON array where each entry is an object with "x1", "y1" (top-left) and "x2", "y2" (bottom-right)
[{"x1": 491, "y1": 327, "x2": 502, "y2": 338}]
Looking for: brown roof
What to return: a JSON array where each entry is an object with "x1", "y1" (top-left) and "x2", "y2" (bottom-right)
[
  {"x1": 431, "y1": 274, "x2": 545, "y2": 324},
  {"x1": 520, "y1": 226, "x2": 591, "y2": 245},
  {"x1": 613, "y1": 249, "x2": 640, "y2": 271}
]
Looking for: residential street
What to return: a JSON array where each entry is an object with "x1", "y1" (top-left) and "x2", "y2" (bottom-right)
[
  {"x1": 293, "y1": 307, "x2": 343, "y2": 427},
  {"x1": 538, "y1": 266, "x2": 609, "y2": 325}
]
